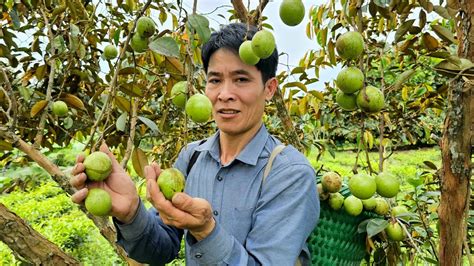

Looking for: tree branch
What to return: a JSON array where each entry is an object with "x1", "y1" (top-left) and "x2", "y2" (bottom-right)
[
  {"x1": 231, "y1": 0, "x2": 249, "y2": 23},
  {"x1": 121, "y1": 98, "x2": 138, "y2": 168},
  {"x1": 0, "y1": 68, "x2": 15, "y2": 125}
]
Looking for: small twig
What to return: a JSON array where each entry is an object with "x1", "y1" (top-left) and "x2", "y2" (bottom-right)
[
  {"x1": 121, "y1": 98, "x2": 138, "y2": 168},
  {"x1": 231, "y1": 0, "x2": 249, "y2": 23},
  {"x1": 414, "y1": 187, "x2": 439, "y2": 260},
  {"x1": 398, "y1": 218, "x2": 423, "y2": 255},
  {"x1": 251, "y1": 0, "x2": 269, "y2": 26},
  {"x1": 378, "y1": 48, "x2": 385, "y2": 173},
  {"x1": 34, "y1": 8, "x2": 57, "y2": 148}
]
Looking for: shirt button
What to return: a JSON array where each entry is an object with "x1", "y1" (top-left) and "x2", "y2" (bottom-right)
[
  {"x1": 217, "y1": 176, "x2": 223, "y2": 181},
  {"x1": 195, "y1": 252, "x2": 203, "y2": 258},
  {"x1": 213, "y1": 210, "x2": 219, "y2": 216}
]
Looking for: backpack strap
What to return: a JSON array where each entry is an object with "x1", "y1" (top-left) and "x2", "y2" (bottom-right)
[
  {"x1": 186, "y1": 139, "x2": 207, "y2": 176},
  {"x1": 262, "y1": 144, "x2": 286, "y2": 184}
]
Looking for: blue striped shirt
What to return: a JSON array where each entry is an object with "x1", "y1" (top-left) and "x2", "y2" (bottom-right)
[{"x1": 116, "y1": 125, "x2": 320, "y2": 265}]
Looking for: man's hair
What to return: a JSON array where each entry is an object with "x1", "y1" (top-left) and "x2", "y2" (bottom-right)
[{"x1": 201, "y1": 23, "x2": 278, "y2": 84}]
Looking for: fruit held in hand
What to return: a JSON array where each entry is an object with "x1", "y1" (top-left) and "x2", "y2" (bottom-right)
[
  {"x1": 356, "y1": 86, "x2": 385, "y2": 113},
  {"x1": 171, "y1": 81, "x2": 187, "y2": 108},
  {"x1": 52, "y1": 100, "x2": 68, "y2": 116},
  {"x1": 321, "y1": 172, "x2": 342, "y2": 193},
  {"x1": 336, "y1": 67, "x2": 364, "y2": 94},
  {"x1": 239, "y1": 40, "x2": 260, "y2": 65},
  {"x1": 279, "y1": 0, "x2": 305, "y2": 26},
  {"x1": 375, "y1": 173, "x2": 400, "y2": 198},
  {"x1": 83, "y1": 151, "x2": 113, "y2": 181},
  {"x1": 158, "y1": 168, "x2": 185, "y2": 200},
  {"x1": 335, "y1": 31, "x2": 364, "y2": 60},
  {"x1": 136, "y1": 16, "x2": 155, "y2": 38},
  {"x1": 130, "y1": 34, "x2": 148, "y2": 53},
  {"x1": 185, "y1": 94, "x2": 212, "y2": 123},
  {"x1": 344, "y1": 195, "x2": 363, "y2": 216},
  {"x1": 251, "y1": 30, "x2": 276, "y2": 59},
  {"x1": 385, "y1": 222, "x2": 405, "y2": 241},
  {"x1": 85, "y1": 188, "x2": 112, "y2": 216},
  {"x1": 349, "y1": 173, "x2": 376, "y2": 200},
  {"x1": 328, "y1": 192, "x2": 344, "y2": 211},
  {"x1": 103, "y1": 44, "x2": 118, "y2": 60},
  {"x1": 336, "y1": 90, "x2": 358, "y2": 111}
]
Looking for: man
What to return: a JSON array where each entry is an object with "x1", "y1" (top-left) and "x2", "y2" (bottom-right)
[{"x1": 71, "y1": 23, "x2": 319, "y2": 265}]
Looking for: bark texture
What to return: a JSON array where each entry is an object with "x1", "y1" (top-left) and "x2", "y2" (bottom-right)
[{"x1": 0, "y1": 203, "x2": 80, "y2": 265}]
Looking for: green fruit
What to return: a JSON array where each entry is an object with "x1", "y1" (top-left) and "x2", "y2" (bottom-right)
[
  {"x1": 171, "y1": 81, "x2": 187, "y2": 108},
  {"x1": 328, "y1": 192, "x2": 344, "y2": 211},
  {"x1": 335, "y1": 31, "x2": 364, "y2": 60},
  {"x1": 279, "y1": 0, "x2": 305, "y2": 26},
  {"x1": 130, "y1": 34, "x2": 148, "y2": 53},
  {"x1": 103, "y1": 44, "x2": 118, "y2": 60},
  {"x1": 385, "y1": 222, "x2": 405, "y2": 241},
  {"x1": 251, "y1": 30, "x2": 276, "y2": 59},
  {"x1": 317, "y1": 183, "x2": 329, "y2": 201},
  {"x1": 374, "y1": 198, "x2": 389, "y2": 215},
  {"x1": 362, "y1": 197, "x2": 377, "y2": 211},
  {"x1": 349, "y1": 173, "x2": 377, "y2": 200},
  {"x1": 344, "y1": 195, "x2": 363, "y2": 216},
  {"x1": 136, "y1": 16, "x2": 155, "y2": 38},
  {"x1": 185, "y1": 94, "x2": 212, "y2": 123},
  {"x1": 321, "y1": 172, "x2": 342, "y2": 193},
  {"x1": 375, "y1": 173, "x2": 400, "y2": 198},
  {"x1": 336, "y1": 90, "x2": 358, "y2": 111},
  {"x1": 158, "y1": 168, "x2": 185, "y2": 200},
  {"x1": 336, "y1": 67, "x2": 364, "y2": 94},
  {"x1": 52, "y1": 100, "x2": 68, "y2": 116},
  {"x1": 407, "y1": 174, "x2": 424, "y2": 187},
  {"x1": 356, "y1": 86, "x2": 385, "y2": 113},
  {"x1": 239, "y1": 40, "x2": 260, "y2": 65},
  {"x1": 83, "y1": 151, "x2": 113, "y2": 181},
  {"x1": 85, "y1": 188, "x2": 112, "y2": 216},
  {"x1": 391, "y1": 205, "x2": 409, "y2": 217}
]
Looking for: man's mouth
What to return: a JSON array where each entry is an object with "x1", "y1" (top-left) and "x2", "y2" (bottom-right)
[{"x1": 218, "y1": 109, "x2": 240, "y2": 114}]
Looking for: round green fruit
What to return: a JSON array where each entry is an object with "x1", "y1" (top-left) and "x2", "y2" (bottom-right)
[
  {"x1": 279, "y1": 0, "x2": 305, "y2": 26},
  {"x1": 407, "y1": 174, "x2": 424, "y2": 187},
  {"x1": 136, "y1": 16, "x2": 155, "y2": 38},
  {"x1": 83, "y1": 151, "x2": 113, "y2": 181},
  {"x1": 375, "y1": 173, "x2": 400, "y2": 198},
  {"x1": 356, "y1": 86, "x2": 385, "y2": 113},
  {"x1": 85, "y1": 188, "x2": 112, "y2": 216},
  {"x1": 130, "y1": 34, "x2": 148, "y2": 53},
  {"x1": 336, "y1": 90, "x2": 358, "y2": 111},
  {"x1": 391, "y1": 205, "x2": 409, "y2": 217},
  {"x1": 321, "y1": 172, "x2": 342, "y2": 193},
  {"x1": 362, "y1": 197, "x2": 377, "y2": 211},
  {"x1": 158, "y1": 168, "x2": 185, "y2": 201},
  {"x1": 335, "y1": 31, "x2": 365, "y2": 60},
  {"x1": 251, "y1": 30, "x2": 276, "y2": 59},
  {"x1": 349, "y1": 173, "x2": 377, "y2": 200},
  {"x1": 171, "y1": 81, "x2": 187, "y2": 108},
  {"x1": 328, "y1": 192, "x2": 344, "y2": 211},
  {"x1": 385, "y1": 222, "x2": 405, "y2": 241},
  {"x1": 336, "y1": 67, "x2": 364, "y2": 94},
  {"x1": 103, "y1": 44, "x2": 118, "y2": 60},
  {"x1": 239, "y1": 40, "x2": 260, "y2": 65},
  {"x1": 52, "y1": 100, "x2": 68, "y2": 117},
  {"x1": 344, "y1": 195, "x2": 363, "y2": 216},
  {"x1": 374, "y1": 198, "x2": 389, "y2": 215},
  {"x1": 185, "y1": 94, "x2": 212, "y2": 123}
]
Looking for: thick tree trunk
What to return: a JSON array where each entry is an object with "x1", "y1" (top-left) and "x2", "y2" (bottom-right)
[
  {"x1": 0, "y1": 203, "x2": 80, "y2": 265},
  {"x1": 438, "y1": 1, "x2": 473, "y2": 264}
]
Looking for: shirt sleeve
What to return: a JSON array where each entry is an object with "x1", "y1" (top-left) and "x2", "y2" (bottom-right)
[
  {"x1": 185, "y1": 163, "x2": 320, "y2": 265},
  {"x1": 114, "y1": 201, "x2": 183, "y2": 265}
]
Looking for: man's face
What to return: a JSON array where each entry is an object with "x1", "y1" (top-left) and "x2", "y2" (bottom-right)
[{"x1": 205, "y1": 48, "x2": 276, "y2": 137}]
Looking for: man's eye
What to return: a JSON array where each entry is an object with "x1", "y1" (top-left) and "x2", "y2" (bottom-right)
[
  {"x1": 236, "y1": 77, "x2": 249, "y2": 82},
  {"x1": 208, "y1": 79, "x2": 220, "y2": 84}
]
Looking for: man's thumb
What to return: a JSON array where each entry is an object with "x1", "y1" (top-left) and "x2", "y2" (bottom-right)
[{"x1": 171, "y1": 193, "x2": 192, "y2": 210}]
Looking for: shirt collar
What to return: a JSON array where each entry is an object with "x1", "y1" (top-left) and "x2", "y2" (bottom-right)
[{"x1": 194, "y1": 124, "x2": 270, "y2": 166}]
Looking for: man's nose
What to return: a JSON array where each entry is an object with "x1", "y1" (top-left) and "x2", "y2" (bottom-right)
[{"x1": 217, "y1": 81, "x2": 235, "y2": 102}]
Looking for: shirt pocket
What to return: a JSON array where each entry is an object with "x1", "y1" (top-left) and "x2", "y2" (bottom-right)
[{"x1": 231, "y1": 207, "x2": 255, "y2": 244}]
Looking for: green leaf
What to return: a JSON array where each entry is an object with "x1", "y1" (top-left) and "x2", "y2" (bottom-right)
[
  {"x1": 283, "y1": 82, "x2": 307, "y2": 92},
  {"x1": 9, "y1": 8, "x2": 20, "y2": 29},
  {"x1": 70, "y1": 23, "x2": 80, "y2": 38},
  {"x1": 392, "y1": 68, "x2": 416, "y2": 91},
  {"x1": 187, "y1": 14, "x2": 211, "y2": 43},
  {"x1": 308, "y1": 90, "x2": 324, "y2": 101},
  {"x1": 423, "y1": 161, "x2": 437, "y2": 170},
  {"x1": 394, "y1": 19, "x2": 415, "y2": 43},
  {"x1": 149, "y1": 37, "x2": 180, "y2": 58},
  {"x1": 366, "y1": 218, "x2": 389, "y2": 238},
  {"x1": 432, "y1": 24, "x2": 456, "y2": 44},
  {"x1": 116, "y1": 112, "x2": 128, "y2": 132},
  {"x1": 433, "y1": 5, "x2": 451, "y2": 19},
  {"x1": 138, "y1": 116, "x2": 158, "y2": 133},
  {"x1": 63, "y1": 117, "x2": 73, "y2": 129}
]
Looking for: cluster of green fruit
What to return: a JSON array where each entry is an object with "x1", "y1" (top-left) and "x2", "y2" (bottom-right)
[
  {"x1": 318, "y1": 171, "x2": 409, "y2": 241},
  {"x1": 83, "y1": 151, "x2": 113, "y2": 216},
  {"x1": 170, "y1": 81, "x2": 212, "y2": 123},
  {"x1": 51, "y1": 100, "x2": 69, "y2": 117},
  {"x1": 334, "y1": 32, "x2": 385, "y2": 113}
]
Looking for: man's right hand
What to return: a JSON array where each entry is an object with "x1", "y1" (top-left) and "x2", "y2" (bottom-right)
[{"x1": 70, "y1": 142, "x2": 140, "y2": 224}]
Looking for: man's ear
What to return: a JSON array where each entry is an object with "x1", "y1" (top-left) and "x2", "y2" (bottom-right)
[{"x1": 264, "y1": 77, "x2": 278, "y2": 101}]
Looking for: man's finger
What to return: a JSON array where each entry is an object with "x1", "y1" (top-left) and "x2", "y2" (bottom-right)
[
  {"x1": 70, "y1": 172, "x2": 87, "y2": 189},
  {"x1": 75, "y1": 153, "x2": 85, "y2": 164},
  {"x1": 171, "y1": 193, "x2": 195, "y2": 212},
  {"x1": 99, "y1": 142, "x2": 122, "y2": 172},
  {"x1": 151, "y1": 162, "x2": 162, "y2": 177},
  {"x1": 71, "y1": 162, "x2": 85, "y2": 176},
  {"x1": 71, "y1": 188, "x2": 88, "y2": 204}
]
